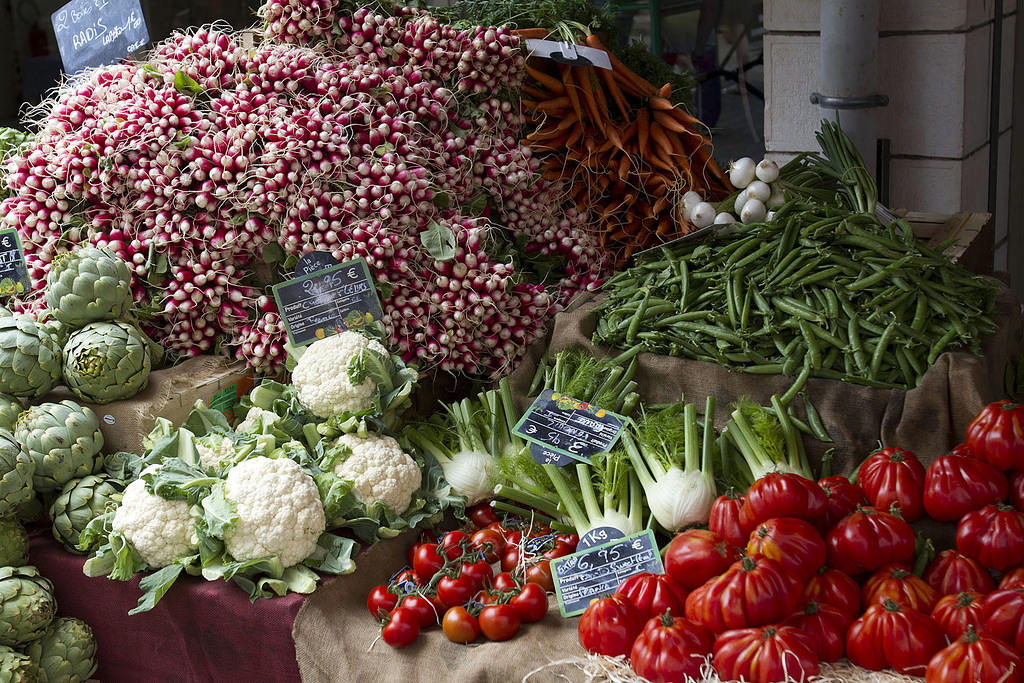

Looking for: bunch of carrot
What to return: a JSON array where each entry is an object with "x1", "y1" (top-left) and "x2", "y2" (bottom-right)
[{"x1": 514, "y1": 30, "x2": 732, "y2": 264}]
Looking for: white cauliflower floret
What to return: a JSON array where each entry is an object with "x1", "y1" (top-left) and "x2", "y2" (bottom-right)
[
  {"x1": 195, "y1": 434, "x2": 237, "y2": 469},
  {"x1": 291, "y1": 331, "x2": 389, "y2": 419},
  {"x1": 332, "y1": 432, "x2": 421, "y2": 515},
  {"x1": 235, "y1": 407, "x2": 279, "y2": 434},
  {"x1": 112, "y1": 479, "x2": 198, "y2": 568},
  {"x1": 222, "y1": 456, "x2": 326, "y2": 567}
]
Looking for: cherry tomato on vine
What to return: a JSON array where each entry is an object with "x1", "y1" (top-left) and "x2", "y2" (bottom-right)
[
  {"x1": 543, "y1": 540, "x2": 573, "y2": 560},
  {"x1": 442, "y1": 606, "x2": 481, "y2": 643},
  {"x1": 439, "y1": 530, "x2": 470, "y2": 560},
  {"x1": 470, "y1": 528, "x2": 505, "y2": 563},
  {"x1": 399, "y1": 594, "x2": 440, "y2": 628},
  {"x1": 382, "y1": 607, "x2": 421, "y2": 648},
  {"x1": 412, "y1": 543, "x2": 444, "y2": 581},
  {"x1": 501, "y1": 545, "x2": 522, "y2": 573},
  {"x1": 478, "y1": 604, "x2": 522, "y2": 641},
  {"x1": 392, "y1": 568, "x2": 422, "y2": 589},
  {"x1": 460, "y1": 560, "x2": 494, "y2": 591},
  {"x1": 509, "y1": 582, "x2": 548, "y2": 623},
  {"x1": 437, "y1": 574, "x2": 477, "y2": 608},
  {"x1": 492, "y1": 571, "x2": 519, "y2": 592},
  {"x1": 367, "y1": 585, "x2": 399, "y2": 619},
  {"x1": 468, "y1": 504, "x2": 500, "y2": 529},
  {"x1": 556, "y1": 533, "x2": 580, "y2": 552},
  {"x1": 526, "y1": 560, "x2": 555, "y2": 592}
]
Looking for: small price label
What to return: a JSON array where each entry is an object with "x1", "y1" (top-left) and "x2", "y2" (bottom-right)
[
  {"x1": 551, "y1": 530, "x2": 664, "y2": 617},
  {"x1": 0, "y1": 229, "x2": 31, "y2": 297},
  {"x1": 272, "y1": 257, "x2": 384, "y2": 347},
  {"x1": 514, "y1": 389, "x2": 625, "y2": 464}
]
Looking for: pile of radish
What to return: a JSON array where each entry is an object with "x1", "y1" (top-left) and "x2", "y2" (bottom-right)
[
  {"x1": 575, "y1": 399, "x2": 1024, "y2": 682},
  {"x1": 1, "y1": 2, "x2": 609, "y2": 377}
]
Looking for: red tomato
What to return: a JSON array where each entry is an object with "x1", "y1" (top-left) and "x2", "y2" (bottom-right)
[
  {"x1": 923, "y1": 549, "x2": 996, "y2": 596},
  {"x1": 1011, "y1": 470, "x2": 1024, "y2": 511},
  {"x1": 542, "y1": 540, "x2": 573, "y2": 560},
  {"x1": 399, "y1": 594, "x2": 440, "y2": 628},
  {"x1": 708, "y1": 490, "x2": 750, "y2": 547},
  {"x1": 470, "y1": 528, "x2": 505, "y2": 563},
  {"x1": 467, "y1": 503, "x2": 500, "y2": 529},
  {"x1": 745, "y1": 517, "x2": 826, "y2": 581},
  {"x1": 663, "y1": 529, "x2": 739, "y2": 590},
  {"x1": 856, "y1": 447, "x2": 927, "y2": 522},
  {"x1": 923, "y1": 453, "x2": 1008, "y2": 522},
  {"x1": 528, "y1": 522, "x2": 552, "y2": 538},
  {"x1": 525, "y1": 559, "x2": 554, "y2": 592},
  {"x1": 556, "y1": 533, "x2": 579, "y2": 552},
  {"x1": 825, "y1": 505, "x2": 915, "y2": 576},
  {"x1": 437, "y1": 574, "x2": 477, "y2": 608},
  {"x1": 382, "y1": 606, "x2": 421, "y2": 648},
  {"x1": 956, "y1": 504, "x2": 1024, "y2": 571},
  {"x1": 439, "y1": 530, "x2": 470, "y2": 561},
  {"x1": 577, "y1": 593, "x2": 644, "y2": 657},
  {"x1": 740, "y1": 472, "x2": 828, "y2": 530},
  {"x1": 926, "y1": 625, "x2": 1024, "y2": 683},
  {"x1": 616, "y1": 573, "x2": 689, "y2": 620},
  {"x1": 683, "y1": 554, "x2": 802, "y2": 633},
  {"x1": 712, "y1": 625, "x2": 819, "y2": 683},
  {"x1": 492, "y1": 571, "x2": 519, "y2": 592},
  {"x1": 460, "y1": 560, "x2": 493, "y2": 591},
  {"x1": 966, "y1": 400, "x2": 1024, "y2": 471},
  {"x1": 500, "y1": 545, "x2": 521, "y2": 573},
  {"x1": 862, "y1": 563, "x2": 938, "y2": 613},
  {"x1": 630, "y1": 612, "x2": 714, "y2": 683},
  {"x1": 392, "y1": 568, "x2": 422, "y2": 589},
  {"x1": 846, "y1": 598, "x2": 946, "y2": 675},
  {"x1": 509, "y1": 582, "x2": 548, "y2": 623},
  {"x1": 406, "y1": 541, "x2": 423, "y2": 567},
  {"x1": 999, "y1": 566, "x2": 1024, "y2": 590},
  {"x1": 804, "y1": 566, "x2": 862, "y2": 621},
  {"x1": 931, "y1": 591, "x2": 985, "y2": 640},
  {"x1": 782, "y1": 600, "x2": 852, "y2": 662},
  {"x1": 412, "y1": 543, "x2": 445, "y2": 581},
  {"x1": 979, "y1": 588, "x2": 1024, "y2": 651},
  {"x1": 478, "y1": 604, "x2": 521, "y2": 641},
  {"x1": 444, "y1": 606, "x2": 480, "y2": 643},
  {"x1": 818, "y1": 475, "x2": 868, "y2": 529},
  {"x1": 473, "y1": 589, "x2": 499, "y2": 605},
  {"x1": 367, "y1": 585, "x2": 399, "y2": 619}
]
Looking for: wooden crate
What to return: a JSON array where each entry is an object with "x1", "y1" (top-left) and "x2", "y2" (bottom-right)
[{"x1": 897, "y1": 210, "x2": 994, "y2": 276}]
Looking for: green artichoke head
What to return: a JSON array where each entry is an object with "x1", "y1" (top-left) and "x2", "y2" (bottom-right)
[
  {"x1": 62, "y1": 322, "x2": 151, "y2": 405},
  {"x1": 50, "y1": 474, "x2": 125, "y2": 553},
  {"x1": 45, "y1": 246, "x2": 133, "y2": 327},
  {"x1": 24, "y1": 616, "x2": 97, "y2": 683},
  {"x1": 0, "y1": 316, "x2": 62, "y2": 399},
  {"x1": 0, "y1": 429, "x2": 35, "y2": 516},
  {"x1": 14, "y1": 402, "x2": 103, "y2": 494},
  {"x1": 0, "y1": 393, "x2": 22, "y2": 433},
  {"x1": 0, "y1": 644, "x2": 39, "y2": 682},
  {"x1": 0, "y1": 517, "x2": 29, "y2": 566},
  {"x1": 0, "y1": 566, "x2": 56, "y2": 647}
]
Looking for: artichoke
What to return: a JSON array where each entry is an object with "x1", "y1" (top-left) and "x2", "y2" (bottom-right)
[
  {"x1": 0, "y1": 316, "x2": 62, "y2": 399},
  {"x1": 0, "y1": 430, "x2": 34, "y2": 516},
  {"x1": 0, "y1": 566, "x2": 55, "y2": 646},
  {"x1": 50, "y1": 474, "x2": 125, "y2": 553},
  {"x1": 62, "y1": 322, "x2": 151, "y2": 404},
  {"x1": 0, "y1": 644, "x2": 39, "y2": 682},
  {"x1": 45, "y1": 246, "x2": 132, "y2": 327},
  {"x1": 14, "y1": 402, "x2": 102, "y2": 494},
  {"x1": 0, "y1": 393, "x2": 22, "y2": 433},
  {"x1": 23, "y1": 617, "x2": 97, "y2": 683},
  {"x1": 35, "y1": 315, "x2": 69, "y2": 349},
  {"x1": 14, "y1": 496, "x2": 45, "y2": 525},
  {"x1": 0, "y1": 517, "x2": 29, "y2": 566}
]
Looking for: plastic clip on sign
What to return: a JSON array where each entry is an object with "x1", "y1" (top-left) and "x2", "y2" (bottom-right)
[{"x1": 524, "y1": 39, "x2": 613, "y2": 70}]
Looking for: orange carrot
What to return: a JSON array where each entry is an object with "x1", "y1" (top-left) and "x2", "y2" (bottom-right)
[
  {"x1": 522, "y1": 84, "x2": 552, "y2": 100},
  {"x1": 595, "y1": 65, "x2": 631, "y2": 119},
  {"x1": 526, "y1": 65, "x2": 565, "y2": 94},
  {"x1": 648, "y1": 96, "x2": 675, "y2": 111},
  {"x1": 512, "y1": 28, "x2": 549, "y2": 39},
  {"x1": 648, "y1": 121, "x2": 675, "y2": 158},
  {"x1": 537, "y1": 96, "x2": 571, "y2": 112},
  {"x1": 659, "y1": 83, "x2": 672, "y2": 98},
  {"x1": 637, "y1": 109, "x2": 650, "y2": 159},
  {"x1": 559, "y1": 65, "x2": 586, "y2": 126},
  {"x1": 652, "y1": 110, "x2": 689, "y2": 135}
]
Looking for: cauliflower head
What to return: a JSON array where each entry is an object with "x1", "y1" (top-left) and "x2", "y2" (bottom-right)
[
  {"x1": 222, "y1": 456, "x2": 326, "y2": 567},
  {"x1": 235, "y1": 407, "x2": 279, "y2": 434},
  {"x1": 291, "y1": 331, "x2": 389, "y2": 419},
  {"x1": 112, "y1": 479, "x2": 198, "y2": 568},
  {"x1": 332, "y1": 432, "x2": 421, "y2": 515},
  {"x1": 195, "y1": 434, "x2": 237, "y2": 469}
]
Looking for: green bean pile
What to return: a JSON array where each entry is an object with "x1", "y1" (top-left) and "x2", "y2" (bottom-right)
[{"x1": 593, "y1": 202, "x2": 998, "y2": 396}]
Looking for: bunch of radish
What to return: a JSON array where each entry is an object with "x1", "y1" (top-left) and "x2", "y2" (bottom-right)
[{"x1": 1, "y1": 3, "x2": 608, "y2": 377}]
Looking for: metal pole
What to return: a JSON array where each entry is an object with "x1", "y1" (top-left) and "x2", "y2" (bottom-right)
[{"x1": 816, "y1": 0, "x2": 883, "y2": 177}]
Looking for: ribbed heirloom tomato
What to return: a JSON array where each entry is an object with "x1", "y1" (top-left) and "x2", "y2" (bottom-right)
[
  {"x1": 684, "y1": 554, "x2": 802, "y2": 633},
  {"x1": 846, "y1": 598, "x2": 946, "y2": 675},
  {"x1": 782, "y1": 600, "x2": 851, "y2": 662},
  {"x1": 978, "y1": 588, "x2": 1024, "y2": 652},
  {"x1": 745, "y1": 517, "x2": 826, "y2": 581},
  {"x1": 803, "y1": 567, "x2": 861, "y2": 621},
  {"x1": 856, "y1": 447, "x2": 926, "y2": 522},
  {"x1": 923, "y1": 452, "x2": 1008, "y2": 521},
  {"x1": 930, "y1": 591, "x2": 985, "y2": 640},
  {"x1": 999, "y1": 566, "x2": 1024, "y2": 589},
  {"x1": 955, "y1": 504, "x2": 1024, "y2": 571},
  {"x1": 630, "y1": 612, "x2": 714, "y2": 683},
  {"x1": 926, "y1": 626, "x2": 1024, "y2": 683},
  {"x1": 826, "y1": 505, "x2": 915, "y2": 576},
  {"x1": 712, "y1": 625, "x2": 819, "y2": 683},
  {"x1": 862, "y1": 563, "x2": 938, "y2": 613},
  {"x1": 818, "y1": 475, "x2": 868, "y2": 528},
  {"x1": 922, "y1": 549, "x2": 996, "y2": 595},
  {"x1": 616, "y1": 573, "x2": 688, "y2": 620},
  {"x1": 739, "y1": 472, "x2": 827, "y2": 530},
  {"x1": 577, "y1": 593, "x2": 644, "y2": 657},
  {"x1": 663, "y1": 529, "x2": 738, "y2": 590},
  {"x1": 965, "y1": 400, "x2": 1024, "y2": 471},
  {"x1": 708, "y1": 490, "x2": 750, "y2": 547}
]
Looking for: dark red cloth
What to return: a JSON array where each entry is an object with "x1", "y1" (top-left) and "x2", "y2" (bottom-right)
[{"x1": 28, "y1": 526, "x2": 304, "y2": 683}]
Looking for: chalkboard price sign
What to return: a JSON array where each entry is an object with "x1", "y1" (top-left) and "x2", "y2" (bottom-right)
[
  {"x1": 529, "y1": 443, "x2": 575, "y2": 467},
  {"x1": 0, "y1": 229, "x2": 31, "y2": 297},
  {"x1": 272, "y1": 258, "x2": 384, "y2": 346},
  {"x1": 51, "y1": 0, "x2": 150, "y2": 75},
  {"x1": 513, "y1": 389, "x2": 625, "y2": 464},
  {"x1": 551, "y1": 530, "x2": 664, "y2": 617}
]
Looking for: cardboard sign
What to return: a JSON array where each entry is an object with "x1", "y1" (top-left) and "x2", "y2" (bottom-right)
[
  {"x1": 513, "y1": 389, "x2": 625, "y2": 464},
  {"x1": 551, "y1": 530, "x2": 664, "y2": 617},
  {"x1": 0, "y1": 229, "x2": 31, "y2": 297},
  {"x1": 272, "y1": 257, "x2": 384, "y2": 346},
  {"x1": 52, "y1": 0, "x2": 149, "y2": 75}
]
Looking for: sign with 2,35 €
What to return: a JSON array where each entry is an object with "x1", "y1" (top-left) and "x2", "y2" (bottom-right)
[{"x1": 513, "y1": 389, "x2": 625, "y2": 464}]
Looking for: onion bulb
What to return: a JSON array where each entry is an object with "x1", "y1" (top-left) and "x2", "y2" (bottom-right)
[
  {"x1": 690, "y1": 202, "x2": 716, "y2": 228},
  {"x1": 714, "y1": 212, "x2": 736, "y2": 224},
  {"x1": 740, "y1": 198, "x2": 768, "y2": 224},
  {"x1": 755, "y1": 159, "x2": 780, "y2": 183},
  {"x1": 728, "y1": 157, "x2": 756, "y2": 189},
  {"x1": 746, "y1": 180, "x2": 771, "y2": 203}
]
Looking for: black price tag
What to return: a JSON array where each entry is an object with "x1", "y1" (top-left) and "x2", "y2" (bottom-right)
[
  {"x1": 551, "y1": 530, "x2": 664, "y2": 617},
  {"x1": 294, "y1": 251, "x2": 338, "y2": 278},
  {"x1": 529, "y1": 443, "x2": 575, "y2": 467},
  {"x1": 513, "y1": 389, "x2": 625, "y2": 464},
  {"x1": 51, "y1": 0, "x2": 149, "y2": 75},
  {"x1": 272, "y1": 257, "x2": 384, "y2": 346},
  {"x1": 577, "y1": 526, "x2": 625, "y2": 551},
  {"x1": 0, "y1": 229, "x2": 31, "y2": 297}
]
